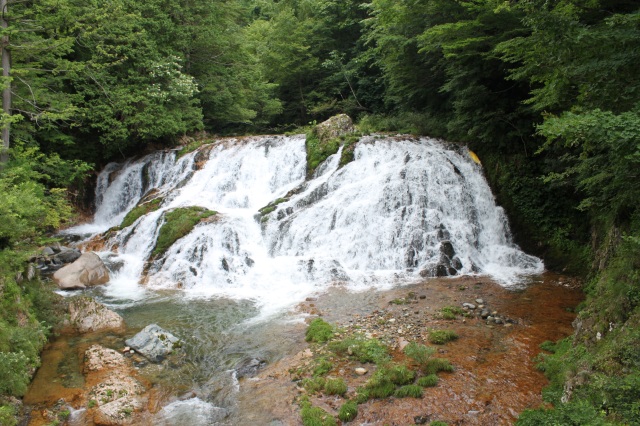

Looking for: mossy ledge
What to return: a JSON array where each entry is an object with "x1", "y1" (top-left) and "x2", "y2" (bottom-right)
[
  {"x1": 152, "y1": 207, "x2": 216, "y2": 257},
  {"x1": 119, "y1": 197, "x2": 164, "y2": 229}
]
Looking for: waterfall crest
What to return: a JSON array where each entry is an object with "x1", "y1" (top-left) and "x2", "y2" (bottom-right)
[{"x1": 67, "y1": 134, "x2": 543, "y2": 314}]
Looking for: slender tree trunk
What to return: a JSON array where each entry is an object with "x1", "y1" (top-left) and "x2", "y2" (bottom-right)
[{"x1": 1, "y1": 0, "x2": 10, "y2": 164}]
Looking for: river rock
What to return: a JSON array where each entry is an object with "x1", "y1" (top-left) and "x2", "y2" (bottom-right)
[
  {"x1": 125, "y1": 324, "x2": 181, "y2": 362},
  {"x1": 53, "y1": 247, "x2": 82, "y2": 264},
  {"x1": 53, "y1": 252, "x2": 110, "y2": 289},
  {"x1": 85, "y1": 345, "x2": 128, "y2": 373},
  {"x1": 314, "y1": 114, "x2": 355, "y2": 143},
  {"x1": 355, "y1": 367, "x2": 368, "y2": 375},
  {"x1": 93, "y1": 395, "x2": 145, "y2": 426},
  {"x1": 236, "y1": 358, "x2": 267, "y2": 378},
  {"x1": 66, "y1": 296, "x2": 125, "y2": 333}
]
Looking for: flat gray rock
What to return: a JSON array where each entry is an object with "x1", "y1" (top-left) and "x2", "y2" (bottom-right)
[{"x1": 125, "y1": 324, "x2": 180, "y2": 362}]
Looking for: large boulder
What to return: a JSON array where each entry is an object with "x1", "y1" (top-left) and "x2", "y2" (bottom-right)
[
  {"x1": 66, "y1": 296, "x2": 125, "y2": 333},
  {"x1": 53, "y1": 252, "x2": 110, "y2": 289},
  {"x1": 125, "y1": 324, "x2": 181, "y2": 362},
  {"x1": 315, "y1": 114, "x2": 355, "y2": 144}
]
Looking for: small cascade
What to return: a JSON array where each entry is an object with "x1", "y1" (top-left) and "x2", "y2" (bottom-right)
[{"x1": 67, "y1": 134, "x2": 543, "y2": 314}]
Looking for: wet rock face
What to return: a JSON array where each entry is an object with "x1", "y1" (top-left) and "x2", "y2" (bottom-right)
[
  {"x1": 53, "y1": 252, "x2": 110, "y2": 289},
  {"x1": 125, "y1": 324, "x2": 181, "y2": 362},
  {"x1": 418, "y1": 240, "x2": 463, "y2": 278},
  {"x1": 66, "y1": 296, "x2": 125, "y2": 333}
]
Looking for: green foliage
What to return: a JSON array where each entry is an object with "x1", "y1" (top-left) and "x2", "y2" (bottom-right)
[
  {"x1": 430, "y1": 422, "x2": 449, "y2": 426},
  {"x1": 0, "y1": 352, "x2": 31, "y2": 396},
  {"x1": 324, "y1": 378, "x2": 347, "y2": 396},
  {"x1": 394, "y1": 384, "x2": 423, "y2": 398},
  {"x1": 328, "y1": 335, "x2": 390, "y2": 364},
  {"x1": 313, "y1": 357, "x2": 333, "y2": 377},
  {"x1": 417, "y1": 374, "x2": 439, "y2": 388},
  {"x1": 300, "y1": 397, "x2": 337, "y2": 426},
  {"x1": 337, "y1": 400, "x2": 357, "y2": 422},
  {"x1": 120, "y1": 198, "x2": 163, "y2": 229},
  {"x1": 152, "y1": 207, "x2": 216, "y2": 257},
  {"x1": 440, "y1": 306, "x2": 465, "y2": 320},
  {"x1": 517, "y1": 400, "x2": 607, "y2": 426},
  {"x1": 423, "y1": 358, "x2": 454, "y2": 375},
  {"x1": 0, "y1": 404, "x2": 17, "y2": 426},
  {"x1": 305, "y1": 130, "x2": 340, "y2": 178},
  {"x1": 428, "y1": 330, "x2": 459, "y2": 345},
  {"x1": 305, "y1": 318, "x2": 334, "y2": 343},
  {"x1": 404, "y1": 342, "x2": 436, "y2": 367},
  {"x1": 302, "y1": 377, "x2": 326, "y2": 394}
]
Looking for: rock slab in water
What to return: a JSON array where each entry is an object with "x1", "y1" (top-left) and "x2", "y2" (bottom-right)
[
  {"x1": 53, "y1": 252, "x2": 110, "y2": 289},
  {"x1": 67, "y1": 296, "x2": 125, "y2": 333},
  {"x1": 125, "y1": 324, "x2": 180, "y2": 362}
]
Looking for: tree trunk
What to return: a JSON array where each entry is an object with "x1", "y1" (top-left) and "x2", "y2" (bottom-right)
[{"x1": 1, "y1": 0, "x2": 10, "y2": 164}]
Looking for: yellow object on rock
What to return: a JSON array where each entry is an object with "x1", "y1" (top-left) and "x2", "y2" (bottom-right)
[{"x1": 469, "y1": 150, "x2": 481, "y2": 165}]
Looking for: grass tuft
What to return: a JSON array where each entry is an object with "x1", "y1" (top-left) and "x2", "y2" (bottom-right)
[{"x1": 428, "y1": 329, "x2": 459, "y2": 345}]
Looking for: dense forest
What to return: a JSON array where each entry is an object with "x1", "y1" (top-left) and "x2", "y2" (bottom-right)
[{"x1": 0, "y1": 0, "x2": 638, "y2": 424}]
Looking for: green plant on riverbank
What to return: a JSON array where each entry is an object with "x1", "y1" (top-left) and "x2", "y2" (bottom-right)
[
  {"x1": 152, "y1": 207, "x2": 216, "y2": 257},
  {"x1": 297, "y1": 319, "x2": 455, "y2": 423},
  {"x1": 428, "y1": 329, "x2": 459, "y2": 345}
]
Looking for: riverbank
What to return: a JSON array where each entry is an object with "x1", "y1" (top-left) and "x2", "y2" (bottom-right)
[
  {"x1": 21, "y1": 273, "x2": 581, "y2": 425},
  {"x1": 236, "y1": 273, "x2": 582, "y2": 425}
]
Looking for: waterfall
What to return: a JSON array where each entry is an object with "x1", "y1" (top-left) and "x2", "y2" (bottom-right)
[{"x1": 67, "y1": 134, "x2": 543, "y2": 315}]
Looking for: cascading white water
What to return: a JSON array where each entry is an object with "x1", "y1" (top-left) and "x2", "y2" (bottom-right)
[{"x1": 69, "y1": 134, "x2": 543, "y2": 315}]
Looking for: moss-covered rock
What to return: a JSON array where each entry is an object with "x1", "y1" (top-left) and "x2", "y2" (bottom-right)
[
  {"x1": 152, "y1": 207, "x2": 216, "y2": 257},
  {"x1": 120, "y1": 196, "x2": 164, "y2": 229},
  {"x1": 306, "y1": 114, "x2": 357, "y2": 178}
]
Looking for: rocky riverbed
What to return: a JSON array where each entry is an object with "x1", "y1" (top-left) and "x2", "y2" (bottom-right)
[
  {"x1": 22, "y1": 272, "x2": 581, "y2": 425},
  {"x1": 234, "y1": 273, "x2": 582, "y2": 425}
]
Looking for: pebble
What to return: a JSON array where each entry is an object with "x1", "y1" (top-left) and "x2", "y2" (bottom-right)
[
  {"x1": 463, "y1": 303, "x2": 476, "y2": 310},
  {"x1": 123, "y1": 346, "x2": 131, "y2": 353},
  {"x1": 475, "y1": 299, "x2": 484, "y2": 304},
  {"x1": 355, "y1": 367, "x2": 368, "y2": 375},
  {"x1": 388, "y1": 318, "x2": 396, "y2": 323},
  {"x1": 419, "y1": 295, "x2": 426, "y2": 299}
]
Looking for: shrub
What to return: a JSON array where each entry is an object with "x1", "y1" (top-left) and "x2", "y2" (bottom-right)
[
  {"x1": 354, "y1": 387, "x2": 370, "y2": 404},
  {"x1": 440, "y1": 306, "x2": 465, "y2": 320},
  {"x1": 430, "y1": 421, "x2": 449, "y2": 426},
  {"x1": 423, "y1": 358, "x2": 454, "y2": 375},
  {"x1": 394, "y1": 384, "x2": 423, "y2": 398},
  {"x1": 428, "y1": 330, "x2": 459, "y2": 345},
  {"x1": 0, "y1": 404, "x2": 17, "y2": 426},
  {"x1": 324, "y1": 378, "x2": 347, "y2": 396},
  {"x1": 305, "y1": 319, "x2": 334, "y2": 343},
  {"x1": 300, "y1": 397, "x2": 337, "y2": 426},
  {"x1": 313, "y1": 357, "x2": 333, "y2": 376},
  {"x1": 417, "y1": 374, "x2": 439, "y2": 387},
  {"x1": 329, "y1": 335, "x2": 389, "y2": 364},
  {"x1": 338, "y1": 400, "x2": 358, "y2": 422},
  {"x1": 387, "y1": 364, "x2": 415, "y2": 385},
  {"x1": 404, "y1": 342, "x2": 435, "y2": 367},
  {"x1": 366, "y1": 381, "x2": 395, "y2": 399},
  {"x1": 302, "y1": 377, "x2": 326, "y2": 394}
]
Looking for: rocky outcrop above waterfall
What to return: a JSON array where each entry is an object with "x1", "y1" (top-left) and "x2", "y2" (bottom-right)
[
  {"x1": 65, "y1": 296, "x2": 125, "y2": 333},
  {"x1": 315, "y1": 114, "x2": 355, "y2": 144},
  {"x1": 125, "y1": 324, "x2": 181, "y2": 362},
  {"x1": 53, "y1": 252, "x2": 110, "y2": 289}
]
